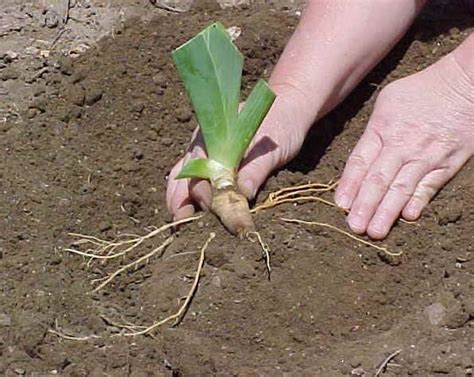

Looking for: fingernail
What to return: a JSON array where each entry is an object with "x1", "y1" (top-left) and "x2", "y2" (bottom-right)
[
  {"x1": 404, "y1": 205, "x2": 419, "y2": 219},
  {"x1": 198, "y1": 200, "x2": 209, "y2": 212},
  {"x1": 347, "y1": 214, "x2": 365, "y2": 233},
  {"x1": 241, "y1": 179, "x2": 256, "y2": 199},
  {"x1": 370, "y1": 220, "x2": 387, "y2": 237},
  {"x1": 335, "y1": 193, "x2": 351, "y2": 210}
]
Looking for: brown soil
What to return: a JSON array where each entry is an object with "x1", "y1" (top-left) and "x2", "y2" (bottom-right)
[{"x1": 1, "y1": 1, "x2": 473, "y2": 376}]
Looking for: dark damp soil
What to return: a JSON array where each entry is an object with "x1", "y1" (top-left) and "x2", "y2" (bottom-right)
[{"x1": 0, "y1": 2, "x2": 472, "y2": 376}]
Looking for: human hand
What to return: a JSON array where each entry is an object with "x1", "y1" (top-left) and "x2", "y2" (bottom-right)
[
  {"x1": 166, "y1": 0, "x2": 433, "y2": 223},
  {"x1": 335, "y1": 39, "x2": 474, "y2": 239},
  {"x1": 166, "y1": 91, "x2": 311, "y2": 220}
]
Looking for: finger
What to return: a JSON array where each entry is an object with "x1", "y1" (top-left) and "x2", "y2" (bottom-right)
[
  {"x1": 171, "y1": 179, "x2": 195, "y2": 220},
  {"x1": 168, "y1": 154, "x2": 195, "y2": 220},
  {"x1": 367, "y1": 160, "x2": 430, "y2": 239},
  {"x1": 237, "y1": 156, "x2": 276, "y2": 200},
  {"x1": 335, "y1": 127, "x2": 383, "y2": 210},
  {"x1": 237, "y1": 150, "x2": 280, "y2": 200},
  {"x1": 189, "y1": 179, "x2": 212, "y2": 211},
  {"x1": 402, "y1": 154, "x2": 469, "y2": 220},
  {"x1": 166, "y1": 157, "x2": 185, "y2": 214},
  {"x1": 174, "y1": 202, "x2": 195, "y2": 221},
  {"x1": 346, "y1": 149, "x2": 403, "y2": 234},
  {"x1": 185, "y1": 138, "x2": 211, "y2": 211}
]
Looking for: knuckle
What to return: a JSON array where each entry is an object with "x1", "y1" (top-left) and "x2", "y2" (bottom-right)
[
  {"x1": 366, "y1": 171, "x2": 390, "y2": 189},
  {"x1": 413, "y1": 182, "x2": 437, "y2": 201},
  {"x1": 388, "y1": 179, "x2": 412, "y2": 198},
  {"x1": 347, "y1": 154, "x2": 368, "y2": 170}
]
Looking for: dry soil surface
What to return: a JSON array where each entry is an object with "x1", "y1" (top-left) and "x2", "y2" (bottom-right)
[{"x1": 0, "y1": 1, "x2": 473, "y2": 376}]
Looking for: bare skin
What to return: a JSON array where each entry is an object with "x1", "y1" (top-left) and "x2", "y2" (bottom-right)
[{"x1": 166, "y1": 1, "x2": 474, "y2": 239}]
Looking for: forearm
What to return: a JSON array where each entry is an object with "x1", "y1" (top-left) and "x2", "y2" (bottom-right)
[{"x1": 270, "y1": 0, "x2": 426, "y2": 129}]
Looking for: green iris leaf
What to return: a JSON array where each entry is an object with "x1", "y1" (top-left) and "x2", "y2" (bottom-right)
[{"x1": 172, "y1": 22, "x2": 276, "y2": 180}]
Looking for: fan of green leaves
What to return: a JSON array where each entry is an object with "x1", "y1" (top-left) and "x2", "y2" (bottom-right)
[{"x1": 172, "y1": 22, "x2": 276, "y2": 180}]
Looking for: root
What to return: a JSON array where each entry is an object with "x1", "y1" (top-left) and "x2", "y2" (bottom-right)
[
  {"x1": 91, "y1": 236, "x2": 173, "y2": 292},
  {"x1": 211, "y1": 188, "x2": 254, "y2": 237},
  {"x1": 281, "y1": 218, "x2": 403, "y2": 258},
  {"x1": 253, "y1": 178, "x2": 414, "y2": 225},
  {"x1": 247, "y1": 231, "x2": 271, "y2": 279},
  {"x1": 252, "y1": 179, "x2": 339, "y2": 213},
  {"x1": 122, "y1": 232, "x2": 215, "y2": 336},
  {"x1": 49, "y1": 320, "x2": 101, "y2": 341},
  {"x1": 375, "y1": 349, "x2": 402, "y2": 376},
  {"x1": 65, "y1": 215, "x2": 202, "y2": 261}
]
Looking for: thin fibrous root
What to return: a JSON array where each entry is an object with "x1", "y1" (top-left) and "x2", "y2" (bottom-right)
[
  {"x1": 48, "y1": 329, "x2": 100, "y2": 341},
  {"x1": 253, "y1": 179, "x2": 414, "y2": 226},
  {"x1": 122, "y1": 232, "x2": 216, "y2": 336},
  {"x1": 91, "y1": 236, "x2": 174, "y2": 292},
  {"x1": 375, "y1": 349, "x2": 402, "y2": 376},
  {"x1": 281, "y1": 218, "x2": 403, "y2": 258},
  {"x1": 48, "y1": 320, "x2": 101, "y2": 341},
  {"x1": 64, "y1": 215, "x2": 203, "y2": 260},
  {"x1": 252, "y1": 180, "x2": 339, "y2": 213},
  {"x1": 247, "y1": 231, "x2": 271, "y2": 279},
  {"x1": 99, "y1": 314, "x2": 143, "y2": 332}
]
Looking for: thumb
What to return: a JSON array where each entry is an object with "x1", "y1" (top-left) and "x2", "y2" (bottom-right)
[
  {"x1": 237, "y1": 151, "x2": 279, "y2": 200},
  {"x1": 235, "y1": 92, "x2": 312, "y2": 200}
]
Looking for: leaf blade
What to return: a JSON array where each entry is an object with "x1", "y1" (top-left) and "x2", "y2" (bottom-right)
[
  {"x1": 176, "y1": 158, "x2": 231, "y2": 181},
  {"x1": 176, "y1": 158, "x2": 213, "y2": 180},
  {"x1": 172, "y1": 23, "x2": 243, "y2": 167},
  {"x1": 228, "y1": 79, "x2": 276, "y2": 167}
]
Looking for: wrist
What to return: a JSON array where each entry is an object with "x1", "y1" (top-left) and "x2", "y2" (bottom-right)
[
  {"x1": 269, "y1": 79, "x2": 321, "y2": 132},
  {"x1": 452, "y1": 33, "x2": 474, "y2": 85}
]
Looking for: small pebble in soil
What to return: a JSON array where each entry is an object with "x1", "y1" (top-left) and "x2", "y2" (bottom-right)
[
  {"x1": 69, "y1": 106, "x2": 82, "y2": 119},
  {"x1": 461, "y1": 295, "x2": 474, "y2": 317},
  {"x1": 0, "y1": 67, "x2": 20, "y2": 81},
  {"x1": 176, "y1": 107, "x2": 193, "y2": 123},
  {"x1": 0, "y1": 313, "x2": 11, "y2": 326},
  {"x1": 71, "y1": 70, "x2": 87, "y2": 84},
  {"x1": 85, "y1": 89, "x2": 103, "y2": 105},
  {"x1": 58, "y1": 198, "x2": 71, "y2": 207},
  {"x1": 350, "y1": 366, "x2": 366, "y2": 376},
  {"x1": 99, "y1": 221, "x2": 112, "y2": 232},
  {"x1": 3, "y1": 51, "x2": 19, "y2": 63},
  {"x1": 79, "y1": 183, "x2": 95, "y2": 195},
  {"x1": 122, "y1": 161, "x2": 140, "y2": 173},
  {"x1": 211, "y1": 275, "x2": 222, "y2": 288},
  {"x1": 58, "y1": 57, "x2": 74, "y2": 76},
  {"x1": 131, "y1": 147, "x2": 144, "y2": 160},
  {"x1": 161, "y1": 137, "x2": 173, "y2": 146},
  {"x1": 131, "y1": 101, "x2": 145, "y2": 114},
  {"x1": 424, "y1": 302, "x2": 446, "y2": 325},
  {"x1": 146, "y1": 130, "x2": 158, "y2": 141},
  {"x1": 437, "y1": 203, "x2": 463, "y2": 225},
  {"x1": 27, "y1": 108, "x2": 40, "y2": 119},
  {"x1": 42, "y1": 11, "x2": 59, "y2": 28},
  {"x1": 28, "y1": 95, "x2": 47, "y2": 112},
  {"x1": 152, "y1": 72, "x2": 167, "y2": 87},
  {"x1": 32, "y1": 85, "x2": 46, "y2": 97},
  {"x1": 206, "y1": 248, "x2": 230, "y2": 268},
  {"x1": 444, "y1": 309, "x2": 469, "y2": 329},
  {"x1": 66, "y1": 87, "x2": 86, "y2": 106}
]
